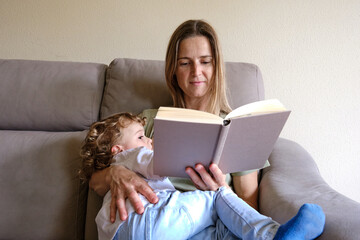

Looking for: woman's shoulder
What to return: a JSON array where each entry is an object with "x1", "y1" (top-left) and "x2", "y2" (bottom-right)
[
  {"x1": 138, "y1": 109, "x2": 158, "y2": 138},
  {"x1": 139, "y1": 108, "x2": 158, "y2": 119}
]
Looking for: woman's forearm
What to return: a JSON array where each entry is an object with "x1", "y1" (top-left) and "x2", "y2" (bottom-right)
[
  {"x1": 232, "y1": 172, "x2": 259, "y2": 210},
  {"x1": 89, "y1": 167, "x2": 111, "y2": 197}
]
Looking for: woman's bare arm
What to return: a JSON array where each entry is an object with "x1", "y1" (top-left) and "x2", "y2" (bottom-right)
[
  {"x1": 232, "y1": 172, "x2": 259, "y2": 210},
  {"x1": 89, "y1": 167, "x2": 111, "y2": 197}
]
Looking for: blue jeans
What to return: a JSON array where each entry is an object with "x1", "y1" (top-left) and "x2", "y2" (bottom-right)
[{"x1": 113, "y1": 187, "x2": 279, "y2": 240}]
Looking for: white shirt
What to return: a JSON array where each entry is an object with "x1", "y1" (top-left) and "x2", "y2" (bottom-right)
[{"x1": 95, "y1": 147, "x2": 175, "y2": 240}]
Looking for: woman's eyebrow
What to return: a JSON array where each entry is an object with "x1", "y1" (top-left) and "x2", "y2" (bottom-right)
[
  {"x1": 177, "y1": 57, "x2": 190, "y2": 60},
  {"x1": 177, "y1": 55, "x2": 212, "y2": 60}
]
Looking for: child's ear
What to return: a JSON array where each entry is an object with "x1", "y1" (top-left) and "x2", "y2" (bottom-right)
[{"x1": 111, "y1": 145, "x2": 123, "y2": 155}]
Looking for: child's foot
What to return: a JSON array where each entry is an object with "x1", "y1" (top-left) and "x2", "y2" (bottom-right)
[{"x1": 273, "y1": 203, "x2": 325, "y2": 240}]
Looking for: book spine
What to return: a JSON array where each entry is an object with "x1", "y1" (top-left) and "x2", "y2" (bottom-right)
[{"x1": 212, "y1": 121, "x2": 231, "y2": 165}]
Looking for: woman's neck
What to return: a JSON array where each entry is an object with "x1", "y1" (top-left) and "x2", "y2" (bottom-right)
[{"x1": 184, "y1": 96, "x2": 210, "y2": 112}]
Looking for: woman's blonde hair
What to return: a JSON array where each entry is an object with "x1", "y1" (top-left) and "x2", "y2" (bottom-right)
[
  {"x1": 165, "y1": 19, "x2": 232, "y2": 115},
  {"x1": 79, "y1": 112, "x2": 145, "y2": 181}
]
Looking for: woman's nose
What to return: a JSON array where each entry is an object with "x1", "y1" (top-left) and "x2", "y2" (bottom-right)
[{"x1": 191, "y1": 63, "x2": 201, "y2": 76}]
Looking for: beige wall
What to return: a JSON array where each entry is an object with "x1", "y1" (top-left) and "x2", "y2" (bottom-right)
[{"x1": 1, "y1": 0, "x2": 359, "y2": 202}]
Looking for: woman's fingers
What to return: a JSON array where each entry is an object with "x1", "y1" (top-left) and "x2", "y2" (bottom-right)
[
  {"x1": 186, "y1": 167, "x2": 207, "y2": 190},
  {"x1": 126, "y1": 188, "x2": 145, "y2": 214},
  {"x1": 108, "y1": 165, "x2": 157, "y2": 222},
  {"x1": 195, "y1": 164, "x2": 219, "y2": 191},
  {"x1": 186, "y1": 164, "x2": 229, "y2": 191},
  {"x1": 125, "y1": 176, "x2": 158, "y2": 212},
  {"x1": 136, "y1": 182, "x2": 159, "y2": 204},
  {"x1": 110, "y1": 189, "x2": 127, "y2": 222},
  {"x1": 209, "y1": 163, "x2": 229, "y2": 189}
]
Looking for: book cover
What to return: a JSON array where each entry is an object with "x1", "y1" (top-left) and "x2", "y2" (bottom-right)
[{"x1": 153, "y1": 99, "x2": 291, "y2": 178}]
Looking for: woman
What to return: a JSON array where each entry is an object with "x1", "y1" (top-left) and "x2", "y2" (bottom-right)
[{"x1": 90, "y1": 19, "x2": 262, "y2": 223}]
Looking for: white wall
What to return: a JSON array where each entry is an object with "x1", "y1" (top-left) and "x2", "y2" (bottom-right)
[{"x1": 1, "y1": 0, "x2": 359, "y2": 202}]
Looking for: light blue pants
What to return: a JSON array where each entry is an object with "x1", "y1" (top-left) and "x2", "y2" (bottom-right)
[{"x1": 114, "y1": 187, "x2": 279, "y2": 240}]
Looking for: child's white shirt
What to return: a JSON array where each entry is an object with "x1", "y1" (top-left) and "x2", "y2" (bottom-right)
[{"x1": 95, "y1": 147, "x2": 175, "y2": 240}]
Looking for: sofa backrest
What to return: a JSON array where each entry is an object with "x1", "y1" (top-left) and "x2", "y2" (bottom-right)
[
  {"x1": 0, "y1": 59, "x2": 106, "y2": 131},
  {"x1": 100, "y1": 58, "x2": 265, "y2": 118},
  {"x1": 0, "y1": 59, "x2": 106, "y2": 239}
]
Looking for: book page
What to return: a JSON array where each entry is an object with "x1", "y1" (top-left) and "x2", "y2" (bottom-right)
[
  {"x1": 225, "y1": 99, "x2": 286, "y2": 120},
  {"x1": 155, "y1": 107, "x2": 223, "y2": 124}
]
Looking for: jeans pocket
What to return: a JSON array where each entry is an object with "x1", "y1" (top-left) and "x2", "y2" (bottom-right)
[{"x1": 146, "y1": 206, "x2": 193, "y2": 240}]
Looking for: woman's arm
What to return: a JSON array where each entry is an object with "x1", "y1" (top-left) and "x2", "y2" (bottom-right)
[
  {"x1": 89, "y1": 165, "x2": 158, "y2": 222},
  {"x1": 232, "y1": 172, "x2": 259, "y2": 210},
  {"x1": 89, "y1": 167, "x2": 111, "y2": 196}
]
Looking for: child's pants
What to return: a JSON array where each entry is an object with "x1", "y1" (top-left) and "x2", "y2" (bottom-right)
[{"x1": 113, "y1": 187, "x2": 279, "y2": 240}]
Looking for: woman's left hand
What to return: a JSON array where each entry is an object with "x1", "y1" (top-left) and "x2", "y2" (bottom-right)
[{"x1": 186, "y1": 163, "x2": 229, "y2": 191}]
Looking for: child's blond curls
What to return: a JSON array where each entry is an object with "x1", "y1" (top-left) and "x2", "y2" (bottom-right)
[{"x1": 79, "y1": 112, "x2": 145, "y2": 182}]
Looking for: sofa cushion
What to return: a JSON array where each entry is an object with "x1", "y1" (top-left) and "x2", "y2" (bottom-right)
[
  {"x1": 101, "y1": 58, "x2": 172, "y2": 118},
  {"x1": 225, "y1": 61, "x2": 265, "y2": 107},
  {"x1": 100, "y1": 58, "x2": 264, "y2": 119},
  {"x1": 0, "y1": 59, "x2": 107, "y2": 131},
  {"x1": 0, "y1": 130, "x2": 88, "y2": 239}
]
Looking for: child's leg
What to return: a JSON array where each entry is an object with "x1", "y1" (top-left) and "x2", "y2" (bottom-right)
[
  {"x1": 215, "y1": 187, "x2": 279, "y2": 239},
  {"x1": 115, "y1": 190, "x2": 219, "y2": 240},
  {"x1": 215, "y1": 187, "x2": 325, "y2": 240}
]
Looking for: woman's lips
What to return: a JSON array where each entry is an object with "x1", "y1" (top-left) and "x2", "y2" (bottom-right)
[{"x1": 190, "y1": 81, "x2": 205, "y2": 86}]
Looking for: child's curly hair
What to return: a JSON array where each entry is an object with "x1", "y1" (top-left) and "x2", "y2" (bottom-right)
[{"x1": 79, "y1": 112, "x2": 145, "y2": 182}]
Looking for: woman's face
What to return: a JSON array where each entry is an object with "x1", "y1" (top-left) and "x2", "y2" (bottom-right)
[{"x1": 175, "y1": 36, "x2": 214, "y2": 105}]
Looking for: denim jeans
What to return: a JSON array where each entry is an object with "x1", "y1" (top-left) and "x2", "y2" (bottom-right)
[{"x1": 113, "y1": 187, "x2": 279, "y2": 240}]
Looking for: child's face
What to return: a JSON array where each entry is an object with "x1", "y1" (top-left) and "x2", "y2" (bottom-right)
[{"x1": 117, "y1": 122, "x2": 153, "y2": 151}]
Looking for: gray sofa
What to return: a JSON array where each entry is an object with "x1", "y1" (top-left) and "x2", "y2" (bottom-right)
[{"x1": 0, "y1": 58, "x2": 359, "y2": 240}]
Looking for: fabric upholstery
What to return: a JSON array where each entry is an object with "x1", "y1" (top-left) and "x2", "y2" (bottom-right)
[
  {"x1": 0, "y1": 59, "x2": 106, "y2": 131},
  {"x1": 0, "y1": 130, "x2": 88, "y2": 239},
  {"x1": 0, "y1": 59, "x2": 107, "y2": 239},
  {"x1": 260, "y1": 138, "x2": 360, "y2": 240}
]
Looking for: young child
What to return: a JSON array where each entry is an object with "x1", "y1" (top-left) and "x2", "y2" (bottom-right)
[{"x1": 79, "y1": 112, "x2": 325, "y2": 240}]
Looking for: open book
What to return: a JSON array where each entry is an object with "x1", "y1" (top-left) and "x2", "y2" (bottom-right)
[{"x1": 153, "y1": 99, "x2": 291, "y2": 178}]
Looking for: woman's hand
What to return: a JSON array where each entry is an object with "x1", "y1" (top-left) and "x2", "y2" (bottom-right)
[
  {"x1": 186, "y1": 163, "x2": 229, "y2": 191},
  {"x1": 108, "y1": 165, "x2": 159, "y2": 222},
  {"x1": 90, "y1": 165, "x2": 158, "y2": 222}
]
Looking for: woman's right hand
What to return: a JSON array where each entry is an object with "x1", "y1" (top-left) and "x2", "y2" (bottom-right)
[{"x1": 90, "y1": 165, "x2": 158, "y2": 222}]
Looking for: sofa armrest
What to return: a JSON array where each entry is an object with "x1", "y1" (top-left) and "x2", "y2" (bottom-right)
[{"x1": 259, "y1": 138, "x2": 360, "y2": 240}]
